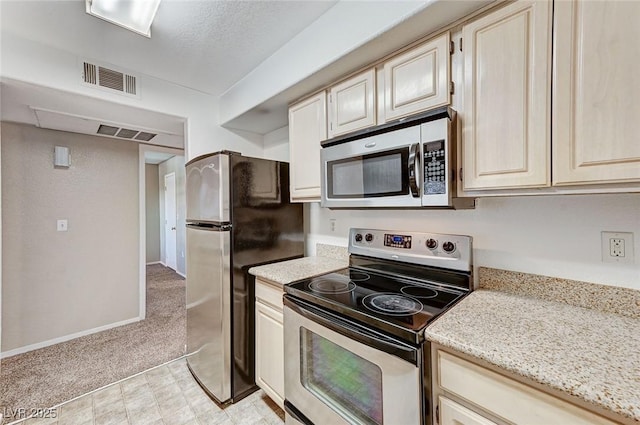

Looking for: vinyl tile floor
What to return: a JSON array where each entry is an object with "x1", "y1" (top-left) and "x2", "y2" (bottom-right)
[{"x1": 10, "y1": 358, "x2": 284, "y2": 425}]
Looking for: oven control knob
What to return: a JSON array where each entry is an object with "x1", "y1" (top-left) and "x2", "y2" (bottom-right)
[
  {"x1": 355, "y1": 233, "x2": 363, "y2": 242},
  {"x1": 425, "y1": 238, "x2": 438, "y2": 249},
  {"x1": 442, "y1": 241, "x2": 456, "y2": 253},
  {"x1": 365, "y1": 233, "x2": 374, "y2": 242}
]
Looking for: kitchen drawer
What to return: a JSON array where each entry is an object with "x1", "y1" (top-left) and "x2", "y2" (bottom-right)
[
  {"x1": 439, "y1": 397, "x2": 497, "y2": 425},
  {"x1": 255, "y1": 277, "x2": 284, "y2": 310},
  {"x1": 437, "y1": 351, "x2": 617, "y2": 425}
]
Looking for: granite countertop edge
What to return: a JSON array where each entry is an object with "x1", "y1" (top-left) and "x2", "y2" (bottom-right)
[{"x1": 425, "y1": 289, "x2": 640, "y2": 422}]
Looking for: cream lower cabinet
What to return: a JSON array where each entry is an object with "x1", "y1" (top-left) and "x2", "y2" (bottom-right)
[
  {"x1": 255, "y1": 278, "x2": 285, "y2": 409},
  {"x1": 552, "y1": 0, "x2": 640, "y2": 185},
  {"x1": 439, "y1": 397, "x2": 497, "y2": 425},
  {"x1": 461, "y1": 0, "x2": 552, "y2": 191},
  {"x1": 433, "y1": 349, "x2": 618, "y2": 425},
  {"x1": 288, "y1": 92, "x2": 327, "y2": 202}
]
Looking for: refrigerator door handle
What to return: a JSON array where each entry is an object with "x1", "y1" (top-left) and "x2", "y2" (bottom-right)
[{"x1": 186, "y1": 223, "x2": 232, "y2": 231}]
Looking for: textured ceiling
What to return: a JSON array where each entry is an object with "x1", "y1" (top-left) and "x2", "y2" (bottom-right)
[{"x1": 0, "y1": 0, "x2": 338, "y2": 96}]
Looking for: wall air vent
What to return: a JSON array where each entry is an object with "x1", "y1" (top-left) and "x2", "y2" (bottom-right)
[
  {"x1": 81, "y1": 60, "x2": 139, "y2": 98},
  {"x1": 84, "y1": 62, "x2": 97, "y2": 85},
  {"x1": 99, "y1": 67, "x2": 124, "y2": 92},
  {"x1": 96, "y1": 124, "x2": 157, "y2": 142}
]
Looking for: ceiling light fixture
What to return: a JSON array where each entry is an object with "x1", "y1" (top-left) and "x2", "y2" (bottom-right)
[{"x1": 85, "y1": 0, "x2": 161, "y2": 38}]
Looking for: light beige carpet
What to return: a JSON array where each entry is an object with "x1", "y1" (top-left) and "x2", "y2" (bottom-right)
[{"x1": 0, "y1": 264, "x2": 186, "y2": 424}]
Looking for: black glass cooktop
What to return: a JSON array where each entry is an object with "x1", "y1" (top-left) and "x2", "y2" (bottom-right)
[{"x1": 285, "y1": 267, "x2": 466, "y2": 344}]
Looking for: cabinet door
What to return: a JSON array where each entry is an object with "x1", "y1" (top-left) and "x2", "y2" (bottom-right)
[
  {"x1": 255, "y1": 300, "x2": 284, "y2": 409},
  {"x1": 439, "y1": 397, "x2": 497, "y2": 425},
  {"x1": 328, "y1": 69, "x2": 376, "y2": 138},
  {"x1": 462, "y1": 1, "x2": 552, "y2": 190},
  {"x1": 383, "y1": 33, "x2": 450, "y2": 122},
  {"x1": 288, "y1": 92, "x2": 327, "y2": 202},
  {"x1": 553, "y1": 0, "x2": 640, "y2": 185}
]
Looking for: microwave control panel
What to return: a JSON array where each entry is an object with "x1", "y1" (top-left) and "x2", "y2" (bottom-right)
[{"x1": 423, "y1": 140, "x2": 446, "y2": 195}]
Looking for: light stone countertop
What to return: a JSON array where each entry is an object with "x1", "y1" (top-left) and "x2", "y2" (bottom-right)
[
  {"x1": 425, "y1": 289, "x2": 640, "y2": 422},
  {"x1": 249, "y1": 256, "x2": 348, "y2": 287}
]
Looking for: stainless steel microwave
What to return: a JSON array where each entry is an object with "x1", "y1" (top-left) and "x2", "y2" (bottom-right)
[{"x1": 320, "y1": 107, "x2": 474, "y2": 209}]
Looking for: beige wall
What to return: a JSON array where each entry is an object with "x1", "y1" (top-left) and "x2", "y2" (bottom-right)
[
  {"x1": 1, "y1": 122, "x2": 139, "y2": 353},
  {"x1": 159, "y1": 156, "x2": 186, "y2": 276},
  {"x1": 145, "y1": 164, "x2": 161, "y2": 263}
]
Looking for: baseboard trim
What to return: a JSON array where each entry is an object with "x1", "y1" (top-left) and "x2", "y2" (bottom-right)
[
  {"x1": 176, "y1": 270, "x2": 186, "y2": 278},
  {"x1": 146, "y1": 261, "x2": 162, "y2": 265},
  {"x1": 0, "y1": 316, "x2": 142, "y2": 359}
]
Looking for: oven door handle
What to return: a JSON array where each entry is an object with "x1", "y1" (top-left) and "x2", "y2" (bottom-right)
[
  {"x1": 284, "y1": 296, "x2": 418, "y2": 365},
  {"x1": 408, "y1": 142, "x2": 420, "y2": 197}
]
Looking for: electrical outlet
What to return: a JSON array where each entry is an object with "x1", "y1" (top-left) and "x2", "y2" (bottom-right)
[
  {"x1": 602, "y1": 231, "x2": 634, "y2": 264},
  {"x1": 610, "y1": 238, "x2": 625, "y2": 257},
  {"x1": 329, "y1": 219, "x2": 336, "y2": 232}
]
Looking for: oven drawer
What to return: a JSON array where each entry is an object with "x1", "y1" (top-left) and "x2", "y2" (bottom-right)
[{"x1": 284, "y1": 297, "x2": 422, "y2": 425}]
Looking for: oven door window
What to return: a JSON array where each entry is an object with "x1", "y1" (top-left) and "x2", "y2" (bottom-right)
[
  {"x1": 300, "y1": 327, "x2": 383, "y2": 425},
  {"x1": 326, "y1": 148, "x2": 408, "y2": 199}
]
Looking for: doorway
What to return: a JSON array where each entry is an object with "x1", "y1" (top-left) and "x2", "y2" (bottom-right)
[
  {"x1": 164, "y1": 172, "x2": 177, "y2": 271},
  {"x1": 140, "y1": 145, "x2": 186, "y2": 320}
]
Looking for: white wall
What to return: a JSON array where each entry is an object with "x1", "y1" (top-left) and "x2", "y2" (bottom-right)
[
  {"x1": 159, "y1": 156, "x2": 186, "y2": 276},
  {"x1": 1, "y1": 123, "x2": 140, "y2": 354},
  {"x1": 0, "y1": 32, "x2": 264, "y2": 161},
  {"x1": 263, "y1": 126, "x2": 289, "y2": 162},
  {"x1": 218, "y1": 1, "x2": 432, "y2": 123},
  {"x1": 145, "y1": 164, "x2": 161, "y2": 264},
  {"x1": 307, "y1": 195, "x2": 640, "y2": 290}
]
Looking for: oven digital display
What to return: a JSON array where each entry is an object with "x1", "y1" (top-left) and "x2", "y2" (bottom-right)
[{"x1": 384, "y1": 234, "x2": 411, "y2": 249}]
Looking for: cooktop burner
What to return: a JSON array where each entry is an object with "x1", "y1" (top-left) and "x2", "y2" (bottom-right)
[
  {"x1": 346, "y1": 271, "x2": 370, "y2": 282},
  {"x1": 308, "y1": 276, "x2": 356, "y2": 294},
  {"x1": 400, "y1": 286, "x2": 438, "y2": 299},
  {"x1": 363, "y1": 293, "x2": 423, "y2": 315}
]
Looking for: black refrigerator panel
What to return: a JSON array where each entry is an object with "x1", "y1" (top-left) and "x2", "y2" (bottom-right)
[{"x1": 229, "y1": 155, "x2": 304, "y2": 401}]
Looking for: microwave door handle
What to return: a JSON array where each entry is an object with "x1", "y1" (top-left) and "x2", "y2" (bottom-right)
[{"x1": 408, "y1": 142, "x2": 420, "y2": 197}]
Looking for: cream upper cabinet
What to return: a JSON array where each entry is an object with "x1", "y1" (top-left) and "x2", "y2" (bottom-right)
[
  {"x1": 328, "y1": 69, "x2": 376, "y2": 138},
  {"x1": 288, "y1": 92, "x2": 327, "y2": 202},
  {"x1": 383, "y1": 33, "x2": 451, "y2": 122},
  {"x1": 462, "y1": 0, "x2": 552, "y2": 191},
  {"x1": 553, "y1": 0, "x2": 640, "y2": 186}
]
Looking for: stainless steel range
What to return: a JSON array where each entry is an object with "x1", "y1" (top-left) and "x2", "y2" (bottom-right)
[{"x1": 283, "y1": 228, "x2": 473, "y2": 425}]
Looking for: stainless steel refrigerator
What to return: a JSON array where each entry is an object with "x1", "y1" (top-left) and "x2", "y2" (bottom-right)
[{"x1": 185, "y1": 151, "x2": 303, "y2": 404}]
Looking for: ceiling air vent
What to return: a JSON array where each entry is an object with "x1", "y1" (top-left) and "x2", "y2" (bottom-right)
[
  {"x1": 116, "y1": 128, "x2": 139, "y2": 139},
  {"x1": 135, "y1": 132, "x2": 156, "y2": 142},
  {"x1": 81, "y1": 60, "x2": 139, "y2": 97},
  {"x1": 96, "y1": 124, "x2": 157, "y2": 142},
  {"x1": 97, "y1": 125, "x2": 118, "y2": 136}
]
